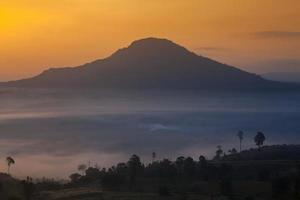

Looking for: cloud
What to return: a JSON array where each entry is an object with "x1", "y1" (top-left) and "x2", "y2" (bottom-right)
[
  {"x1": 148, "y1": 123, "x2": 180, "y2": 132},
  {"x1": 195, "y1": 46, "x2": 227, "y2": 52},
  {"x1": 253, "y1": 31, "x2": 300, "y2": 39}
]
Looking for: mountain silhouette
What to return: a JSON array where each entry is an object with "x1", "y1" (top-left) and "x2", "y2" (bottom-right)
[{"x1": 1, "y1": 38, "x2": 297, "y2": 90}]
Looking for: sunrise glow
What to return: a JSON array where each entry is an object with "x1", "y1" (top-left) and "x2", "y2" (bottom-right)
[{"x1": 0, "y1": 0, "x2": 299, "y2": 81}]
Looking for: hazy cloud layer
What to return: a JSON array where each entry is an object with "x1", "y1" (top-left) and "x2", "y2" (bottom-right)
[{"x1": 1, "y1": 90, "x2": 300, "y2": 177}]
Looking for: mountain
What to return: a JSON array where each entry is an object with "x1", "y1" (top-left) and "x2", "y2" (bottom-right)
[
  {"x1": 1, "y1": 38, "x2": 297, "y2": 90},
  {"x1": 262, "y1": 72, "x2": 300, "y2": 83}
]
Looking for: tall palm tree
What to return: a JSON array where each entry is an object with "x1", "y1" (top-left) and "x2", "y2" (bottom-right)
[
  {"x1": 237, "y1": 131, "x2": 244, "y2": 152},
  {"x1": 6, "y1": 156, "x2": 15, "y2": 174}
]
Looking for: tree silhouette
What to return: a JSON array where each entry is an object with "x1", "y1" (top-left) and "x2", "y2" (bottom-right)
[
  {"x1": 199, "y1": 155, "x2": 207, "y2": 168},
  {"x1": 228, "y1": 148, "x2": 237, "y2": 155},
  {"x1": 85, "y1": 167, "x2": 100, "y2": 178},
  {"x1": 152, "y1": 152, "x2": 156, "y2": 163},
  {"x1": 254, "y1": 132, "x2": 266, "y2": 150},
  {"x1": 198, "y1": 155, "x2": 208, "y2": 181},
  {"x1": 78, "y1": 164, "x2": 87, "y2": 175},
  {"x1": 159, "y1": 159, "x2": 177, "y2": 180},
  {"x1": 127, "y1": 154, "x2": 143, "y2": 187},
  {"x1": 6, "y1": 156, "x2": 15, "y2": 175},
  {"x1": 69, "y1": 173, "x2": 81, "y2": 183},
  {"x1": 214, "y1": 145, "x2": 223, "y2": 160},
  {"x1": 183, "y1": 157, "x2": 196, "y2": 178},
  {"x1": 175, "y1": 156, "x2": 185, "y2": 178},
  {"x1": 237, "y1": 130, "x2": 244, "y2": 152}
]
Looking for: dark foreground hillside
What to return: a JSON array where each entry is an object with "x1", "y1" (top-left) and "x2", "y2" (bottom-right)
[
  {"x1": 223, "y1": 144, "x2": 300, "y2": 161},
  {"x1": 1, "y1": 145, "x2": 300, "y2": 200}
]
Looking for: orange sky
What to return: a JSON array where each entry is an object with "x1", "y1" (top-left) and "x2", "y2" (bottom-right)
[{"x1": 0, "y1": 0, "x2": 299, "y2": 81}]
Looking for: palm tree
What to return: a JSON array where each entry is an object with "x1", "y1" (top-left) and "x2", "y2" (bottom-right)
[
  {"x1": 6, "y1": 156, "x2": 15, "y2": 174},
  {"x1": 254, "y1": 131, "x2": 266, "y2": 150},
  {"x1": 237, "y1": 131, "x2": 244, "y2": 152}
]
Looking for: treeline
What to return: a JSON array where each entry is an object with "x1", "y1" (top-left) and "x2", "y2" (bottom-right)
[
  {"x1": 2, "y1": 145, "x2": 300, "y2": 200},
  {"x1": 68, "y1": 149, "x2": 300, "y2": 199}
]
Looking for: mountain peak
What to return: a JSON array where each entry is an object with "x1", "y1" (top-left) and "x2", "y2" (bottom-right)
[
  {"x1": 129, "y1": 37, "x2": 177, "y2": 48},
  {"x1": 111, "y1": 37, "x2": 192, "y2": 60}
]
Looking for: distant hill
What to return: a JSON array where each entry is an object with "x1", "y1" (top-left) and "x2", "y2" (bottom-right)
[
  {"x1": 262, "y1": 72, "x2": 300, "y2": 83},
  {"x1": 1, "y1": 38, "x2": 298, "y2": 91},
  {"x1": 223, "y1": 144, "x2": 300, "y2": 161}
]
